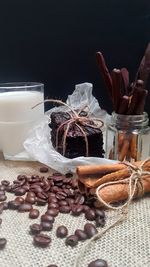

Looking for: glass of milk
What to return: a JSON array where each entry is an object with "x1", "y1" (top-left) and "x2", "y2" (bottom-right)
[{"x1": 0, "y1": 82, "x2": 44, "y2": 158}]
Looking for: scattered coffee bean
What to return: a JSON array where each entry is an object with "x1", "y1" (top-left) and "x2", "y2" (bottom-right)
[
  {"x1": 30, "y1": 223, "x2": 42, "y2": 234},
  {"x1": 96, "y1": 217, "x2": 106, "y2": 228},
  {"x1": 41, "y1": 221, "x2": 53, "y2": 231},
  {"x1": 65, "y1": 173, "x2": 73, "y2": 178},
  {"x1": 33, "y1": 234, "x2": 51, "y2": 247},
  {"x1": 48, "y1": 203, "x2": 59, "y2": 209},
  {"x1": 46, "y1": 209, "x2": 59, "y2": 217},
  {"x1": 0, "y1": 191, "x2": 5, "y2": 196},
  {"x1": 18, "y1": 203, "x2": 32, "y2": 212},
  {"x1": 0, "y1": 185, "x2": 6, "y2": 191},
  {"x1": 95, "y1": 209, "x2": 105, "y2": 219},
  {"x1": 40, "y1": 166, "x2": 49, "y2": 173},
  {"x1": 84, "y1": 223, "x2": 98, "y2": 238},
  {"x1": 1, "y1": 180, "x2": 10, "y2": 186},
  {"x1": 48, "y1": 197, "x2": 58, "y2": 203},
  {"x1": 27, "y1": 192, "x2": 36, "y2": 198},
  {"x1": 58, "y1": 200, "x2": 68, "y2": 206},
  {"x1": 29, "y1": 209, "x2": 40, "y2": 219},
  {"x1": 75, "y1": 229, "x2": 88, "y2": 241},
  {"x1": 0, "y1": 238, "x2": 7, "y2": 249},
  {"x1": 65, "y1": 235, "x2": 78, "y2": 247},
  {"x1": 83, "y1": 205, "x2": 90, "y2": 212},
  {"x1": 8, "y1": 200, "x2": 20, "y2": 210},
  {"x1": 59, "y1": 205, "x2": 71, "y2": 213},
  {"x1": 25, "y1": 196, "x2": 36, "y2": 204},
  {"x1": 41, "y1": 214, "x2": 54, "y2": 223},
  {"x1": 56, "y1": 226, "x2": 68, "y2": 238},
  {"x1": 88, "y1": 259, "x2": 108, "y2": 267},
  {"x1": 74, "y1": 195, "x2": 85, "y2": 205},
  {"x1": 47, "y1": 265, "x2": 58, "y2": 267},
  {"x1": 36, "y1": 198, "x2": 47, "y2": 206},
  {"x1": 15, "y1": 197, "x2": 24, "y2": 204},
  {"x1": 0, "y1": 195, "x2": 7, "y2": 202},
  {"x1": 2, "y1": 202, "x2": 8, "y2": 210},
  {"x1": 71, "y1": 205, "x2": 83, "y2": 216},
  {"x1": 85, "y1": 209, "x2": 96, "y2": 221},
  {"x1": 14, "y1": 187, "x2": 26, "y2": 196},
  {"x1": 66, "y1": 198, "x2": 74, "y2": 206}
]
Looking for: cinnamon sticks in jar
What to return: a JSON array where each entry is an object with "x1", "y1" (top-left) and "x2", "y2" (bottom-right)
[{"x1": 96, "y1": 43, "x2": 150, "y2": 162}]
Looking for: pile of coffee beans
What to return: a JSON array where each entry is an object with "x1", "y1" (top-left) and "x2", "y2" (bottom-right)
[{"x1": 0, "y1": 166, "x2": 108, "y2": 265}]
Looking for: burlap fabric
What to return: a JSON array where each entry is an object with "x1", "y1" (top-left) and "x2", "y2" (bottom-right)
[{"x1": 0, "y1": 154, "x2": 150, "y2": 267}]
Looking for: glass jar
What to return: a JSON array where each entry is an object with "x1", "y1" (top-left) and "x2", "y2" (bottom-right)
[{"x1": 105, "y1": 112, "x2": 150, "y2": 162}]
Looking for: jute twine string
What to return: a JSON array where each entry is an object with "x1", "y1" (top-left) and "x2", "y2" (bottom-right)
[
  {"x1": 33, "y1": 99, "x2": 103, "y2": 157},
  {"x1": 74, "y1": 158, "x2": 150, "y2": 267}
]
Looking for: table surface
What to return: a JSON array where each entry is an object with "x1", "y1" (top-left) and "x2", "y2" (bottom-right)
[{"x1": 0, "y1": 155, "x2": 150, "y2": 267}]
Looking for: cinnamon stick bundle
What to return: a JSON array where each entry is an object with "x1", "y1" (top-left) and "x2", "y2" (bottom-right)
[{"x1": 77, "y1": 160, "x2": 150, "y2": 206}]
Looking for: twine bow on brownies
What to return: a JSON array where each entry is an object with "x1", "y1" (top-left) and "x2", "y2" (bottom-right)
[{"x1": 33, "y1": 99, "x2": 104, "y2": 157}]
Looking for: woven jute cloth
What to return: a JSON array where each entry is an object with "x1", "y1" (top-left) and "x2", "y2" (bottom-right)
[{"x1": 0, "y1": 154, "x2": 150, "y2": 267}]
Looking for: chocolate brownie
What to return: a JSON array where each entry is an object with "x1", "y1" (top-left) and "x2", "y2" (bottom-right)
[{"x1": 49, "y1": 111, "x2": 104, "y2": 158}]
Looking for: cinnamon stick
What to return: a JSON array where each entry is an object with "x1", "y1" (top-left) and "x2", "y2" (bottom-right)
[
  {"x1": 117, "y1": 95, "x2": 129, "y2": 114},
  {"x1": 111, "y1": 68, "x2": 122, "y2": 112},
  {"x1": 94, "y1": 176, "x2": 150, "y2": 207},
  {"x1": 96, "y1": 52, "x2": 112, "y2": 98},
  {"x1": 121, "y1": 68, "x2": 129, "y2": 95}
]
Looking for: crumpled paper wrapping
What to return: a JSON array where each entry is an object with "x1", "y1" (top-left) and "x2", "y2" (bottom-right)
[{"x1": 24, "y1": 82, "x2": 115, "y2": 174}]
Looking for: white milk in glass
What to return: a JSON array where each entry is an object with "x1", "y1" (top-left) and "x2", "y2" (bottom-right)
[{"x1": 0, "y1": 90, "x2": 44, "y2": 156}]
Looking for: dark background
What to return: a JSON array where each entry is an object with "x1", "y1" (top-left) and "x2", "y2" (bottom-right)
[{"x1": 0, "y1": 0, "x2": 150, "y2": 115}]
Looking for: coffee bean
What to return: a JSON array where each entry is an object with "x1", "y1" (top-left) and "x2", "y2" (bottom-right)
[
  {"x1": 40, "y1": 166, "x2": 49, "y2": 173},
  {"x1": 1, "y1": 180, "x2": 10, "y2": 186},
  {"x1": 71, "y1": 179, "x2": 78, "y2": 189},
  {"x1": 58, "y1": 200, "x2": 68, "y2": 206},
  {"x1": 15, "y1": 197, "x2": 24, "y2": 204},
  {"x1": 74, "y1": 229, "x2": 88, "y2": 241},
  {"x1": 59, "y1": 205, "x2": 71, "y2": 213},
  {"x1": 88, "y1": 259, "x2": 108, "y2": 267},
  {"x1": 0, "y1": 191, "x2": 5, "y2": 196},
  {"x1": 33, "y1": 234, "x2": 51, "y2": 247},
  {"x1": 0, "y1": 218, "x2": 2, "y2": 225},
  {"x1": 2, "y1": 202, "x2": 8, "y2": 210},
  {"x1": 84, "y1": 223, "x2": 98, "y2": 238},
  {"x1": 71, "y1": 205, "x2": 83, "y2": 216},
  {"x1": 85, "y1": 209, "x2": 96, "y2": 221},
  {"x1": 48, "y1": 197, "x2": 58, "y2": 203},
  {"x1": 0, "y1": 195, "x2": 7, "y2": 202},
  {"x1": 83, "y1": 205, "x2": 90, "y2": 212},
  {"x1": 8, "y1": 200, "x2": 20, "y2": 210},
  {"x1": 46, "y1": 209, "x2": 59, "y2": 217},
  {"x1": 65, "y1": 235, "x2": 78, "y2": 247},
  {"x1": 96, "y1": 217, "x2": 106, "y2": 228},
  {"x1": 95, "y1": 209, "x2": 105, "y2": 219},
  {"x1": 29, "y1": 209, "x2": 40, "y2": 219},
  {"x1": 48, "y1": 203, "x2": 59, "y2": 209},
  {"x1": 27, "y1": 192, "x2": 36, "y2": 198},
  {"x1": 30, "y1": 185, "x2": 43, "y2": 194},
  {"x1": 25, "y1": 196, "x2": 36, "y2": 205},
  {"x1": 51, "y1": 186, "x2": 60, "y2": 193},
  {"x1": 36, "y1": 198, "x2": 47, "y2": 206},
  {"x1": 0, "y1": 238, "x2": 7, "y2": 249},
  {"x1": 41, "y1": 214, "x2": 54, "y2": 223},
  {"x1": 52, "y1": 172, "x2": 62, "y2": 176},
  {"x1": 18, "y1": 203, "x2": 32, "y2": 212},
  {"x1": 65, "y1": 173, "x2": 73, "y2": 178},
  {"x1": 66, "y1": 198, "x2": 74, "y2": 206},
  {"x1": 53, "y1": 176, "x2": 63, "y2": 182},
  {"x1": 30, "y1": 223, "x2": 42, "y2": 234},
  {"x1": 37, "y1": 192, "x2": 48, "y2": 200},
  {"x1": 48, "y1": 192, "x2": 56, "y2": 198},
  {"x1": 5, "y1": 185, "x2": 12, "y2": 192},
  {"x1": 0, "y1": 185, "x2": 5, "y2": 191},
  {"x1": 41, "y1": 221, "x2": 53, "y2": 231},
  {"x1": 74, "y1": 195, "x2": 85, "y2": 205},
  {"x1": 56, "y1": 226, "x2": 68, "y2": 238}
]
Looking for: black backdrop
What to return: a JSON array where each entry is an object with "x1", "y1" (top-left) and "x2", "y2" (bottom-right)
[{"x1": 0, "y1": 0, "x2": 150, "y2": 115}]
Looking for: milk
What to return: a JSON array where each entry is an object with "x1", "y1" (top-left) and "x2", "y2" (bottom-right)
[{"x1": 0, "y1": 91, "x2": 44, "y2": 156}]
